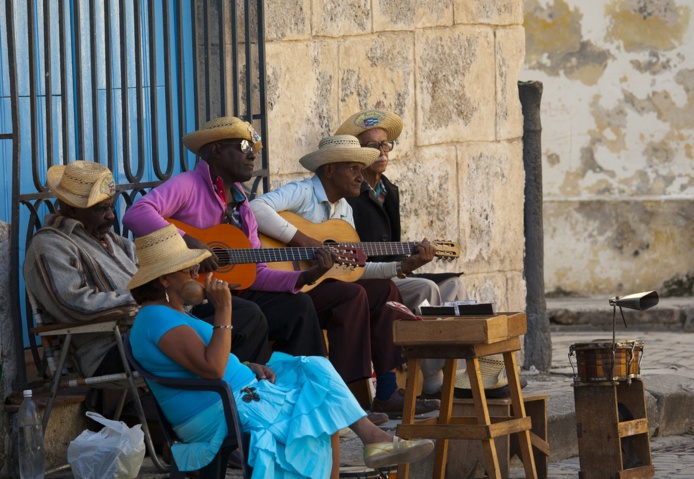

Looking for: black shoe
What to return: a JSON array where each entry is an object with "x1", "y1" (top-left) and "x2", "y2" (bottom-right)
[{"x1": 371, "y1": 389, "x2": 440, "y2": 419}]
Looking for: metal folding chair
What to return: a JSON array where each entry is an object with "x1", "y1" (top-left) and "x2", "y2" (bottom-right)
[
  {"x1": 26, "y1": 289, "x2": 169, "y2": 473},
  {"x1": 123, "y1": 332, "x2": 251, "y2": 479}
]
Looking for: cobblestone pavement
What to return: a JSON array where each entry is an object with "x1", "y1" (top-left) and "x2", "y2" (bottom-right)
[
  {"x1": 139, "y1": 431, "x2": 694, "y2": 479},
  {"x1": 510, "y1": 434, "x2": 694, "y2": 478}
]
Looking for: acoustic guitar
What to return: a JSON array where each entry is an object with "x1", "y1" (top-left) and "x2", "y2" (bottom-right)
[
  {"x1": 167, "y1": 218, "x2": 367, "y2": 290},
  {"x1": 259, "y1": 211, "x2": 460, "y2": 291}
]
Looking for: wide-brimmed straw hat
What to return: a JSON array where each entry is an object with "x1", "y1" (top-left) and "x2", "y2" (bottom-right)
[
  {"x1": 299, "y1": 135, "x2": 380, "y2": 172},
  {"x1": 454, "y1": 354, "x2": 509, "y2": 390},
  {"x1": 182, "y1": 116, "x2": 263, "y2": 155},
  {"x1": 47, "y1": 161, "x2": 116, "y2": 209},
  {"x1": 128, "y1": 224, "x2": 211, "y2": 290},
  {"x1": 335, "y1": 109, "x2": 403, "y2": 141}
]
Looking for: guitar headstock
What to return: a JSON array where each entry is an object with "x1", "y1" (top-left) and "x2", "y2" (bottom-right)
[
  {"x1": 433, "y1": 240, "x2": 460, "y2": 261},
  {"x1": 329, "y1": 246, "x2": 367, "y2": 269}
]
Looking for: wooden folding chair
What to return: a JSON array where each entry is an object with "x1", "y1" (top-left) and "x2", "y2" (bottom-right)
[{"x1": 26, "y1": 289, "x2": 169, "y2": 473}]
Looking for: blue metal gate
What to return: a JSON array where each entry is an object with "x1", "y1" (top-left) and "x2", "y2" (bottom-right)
[{"x1": 0, "y1": 0, "x2": 269, "y2": 389}]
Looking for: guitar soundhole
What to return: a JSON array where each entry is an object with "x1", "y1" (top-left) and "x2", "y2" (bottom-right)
[{"x1": 211, "y1": 245, "x2": 236, "y2": 271}]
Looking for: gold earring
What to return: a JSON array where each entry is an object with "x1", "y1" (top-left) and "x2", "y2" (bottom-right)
[{"x1": 165, "y1": 289, "x2": 170, "y2": 303}]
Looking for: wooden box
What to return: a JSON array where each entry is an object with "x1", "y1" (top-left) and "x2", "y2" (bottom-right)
[{"x1": 393, "y1": 312, "x2": 527, "y2": 346}]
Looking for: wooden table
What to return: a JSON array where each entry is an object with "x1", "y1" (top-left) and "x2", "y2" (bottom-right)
[{"x1": 393, "y1": 312, "x2": 537, "y2": 479}]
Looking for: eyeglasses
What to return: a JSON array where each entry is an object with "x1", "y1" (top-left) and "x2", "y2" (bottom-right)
[
  {"x1": 219, "y1": 139, "x2": 254, "y2": 154},
  {"x1": 359, "y1": 140, "x2": 395, "y2": 153},
  {"x1": 178, "y1": 264, "x2": 200, "y2": 277}
]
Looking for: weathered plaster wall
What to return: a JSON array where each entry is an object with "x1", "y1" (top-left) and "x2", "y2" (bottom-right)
[
  {"x1": 522, "y1": 0, "x2": 694, "y2": 297},
  {"x1": 262, "y1": 0, "x2": 528, "y2": 311}
]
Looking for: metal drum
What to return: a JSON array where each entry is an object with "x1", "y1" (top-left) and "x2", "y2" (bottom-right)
[{"x1": 569, "y1": 339, "x2": 644, "y2": 383}]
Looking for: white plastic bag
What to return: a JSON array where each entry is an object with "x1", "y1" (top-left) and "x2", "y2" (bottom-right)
[{"x1": 67, "y1": 411, "x2": 146, "y2": 479}]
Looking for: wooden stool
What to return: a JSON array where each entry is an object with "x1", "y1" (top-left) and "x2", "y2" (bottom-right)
[
  {"x1": 448, "y1": 395, "x2": 549, "y2": 478},
  {"x1": 574, "y1": 379, "x2": 654, "y2": 478},
  {"x1": 393, "y1": 313, "x2": 537, "y2": 479}
]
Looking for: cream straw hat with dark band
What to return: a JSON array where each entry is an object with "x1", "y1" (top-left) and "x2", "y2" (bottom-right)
[
  {"x1": 299, "y1": 135, "x2": 380, "y2": 172},
  {"x1": 128, "y1": 224, "x2": 211, "y2": 290},
  {"x1": 47, "y1": 161, "x2": 116, "y2": 208},
  {"x1": 335, "y1": 109, "x2": 403, "y2": 141},
  {"x1": 182, "y1": 116, "x2": 263, "y2": 155},
  {"x1": 454, "y1": 355, "x2": 509, "y2": 390}
]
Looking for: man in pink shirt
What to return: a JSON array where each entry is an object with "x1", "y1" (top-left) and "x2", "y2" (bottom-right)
[{"x1": 123, "y1": 117, "x2": 332, "y2": 365}]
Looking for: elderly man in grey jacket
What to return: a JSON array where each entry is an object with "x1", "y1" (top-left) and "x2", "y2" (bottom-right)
[{"x1": 23, "y1": 161, "x2": 139, "y2": 379}]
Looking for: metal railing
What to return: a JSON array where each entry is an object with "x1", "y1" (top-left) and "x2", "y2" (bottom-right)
[{"x1": 4, "y1": 0, "x2": 269, "y2": 389}]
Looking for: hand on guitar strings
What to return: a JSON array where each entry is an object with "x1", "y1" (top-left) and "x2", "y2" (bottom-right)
[
  {"x1": 401, "y1": 238, "x2": 436, "y2": 274},
  {"x1": 298, "y1": 247, "x2": 337, "y2": 287},
  {"x1": 183, "y1": 234, "x2": 220, "y2": 273}
]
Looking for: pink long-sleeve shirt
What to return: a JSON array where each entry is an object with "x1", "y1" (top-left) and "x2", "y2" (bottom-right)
[{"x1": 122, "y1": 160, "x2": 301, "y2": 292}]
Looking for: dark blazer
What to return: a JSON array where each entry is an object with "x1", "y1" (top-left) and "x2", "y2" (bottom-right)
[{"x1": 347, "y1": 175, "x2": 402, "y2": 262}]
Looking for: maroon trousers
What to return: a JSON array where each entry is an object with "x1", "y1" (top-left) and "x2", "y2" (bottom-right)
[{"x1": 307, "y1": 279, "x2": 404, "y2": 384}]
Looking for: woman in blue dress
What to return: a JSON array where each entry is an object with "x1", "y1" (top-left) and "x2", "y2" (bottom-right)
[{"x1": 127, "y1": 224, "x2": 434, "y2": 478}]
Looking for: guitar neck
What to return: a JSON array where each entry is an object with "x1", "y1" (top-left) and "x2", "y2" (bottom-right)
[
  {"x1": 216, "y1": 247, "x2": 323, "y2": 265},
  {"x1": 338, "y1": 242, "x2": 420, "y2": 257}
]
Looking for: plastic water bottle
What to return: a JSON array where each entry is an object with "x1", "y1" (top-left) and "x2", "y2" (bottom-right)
[{"x1": 17, "y1": 390, "x2": 45, "y2": 479}]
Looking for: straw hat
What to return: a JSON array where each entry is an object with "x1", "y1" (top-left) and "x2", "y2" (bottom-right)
[
  {"x1": 299, "y1": 135, "x2": 380, "y2": 172},
  {"x1": 182, "y1": 116, "x2": 263, "y2": 155},
  {"x1": 335, "y1": 109, "x2": 403, "y2": 141},
  {"x1": 454, "y1": 355, "x2": 509, "y2": 390},
  {"x1": 128, "y1": 224, "x2": 211, "y2": 290},
  {"x1": 47, "y1": 161, "x2": 116, "y2": 208}
]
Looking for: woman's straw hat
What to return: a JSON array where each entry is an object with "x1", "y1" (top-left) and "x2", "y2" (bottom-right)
[
  {"x1": 299, "y1": 135, "x2": 380, "y2": 172},
  {"x1": 128, "y1": 224, "x2": 211, "y2": 290},
  {"x1": 335, "y1": 109, "x2": 403, "y2": 141},
  {"x1": 454, "y1": 355, "x2": 509, "y2": 390},
  {"x1": 182, "y1": 116, "x2": 263, "y2": 155},
  {"x1": 47, "y1": 161, "x2": 116, "y2": 208}
]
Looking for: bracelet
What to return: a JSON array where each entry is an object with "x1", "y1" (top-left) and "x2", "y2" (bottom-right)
[
  {"x1": 301, "y1": 271, "x2": 316, "y2": 286},
  {"x1": 212, "y1": 324, "x2": 233, "y2": 330}
]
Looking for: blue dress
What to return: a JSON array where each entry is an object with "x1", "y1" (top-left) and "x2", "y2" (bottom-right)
[{"x1": 130, "y1": 305, "x2": 366, "y2": 478}]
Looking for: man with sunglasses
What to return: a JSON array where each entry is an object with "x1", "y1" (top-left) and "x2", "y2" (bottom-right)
[
  {"x1": 336, "y1": 109, "x2": 467, "y2": 399},
  {"x1": 123, "y1": 116, "x2": 331, "y2": 368}
]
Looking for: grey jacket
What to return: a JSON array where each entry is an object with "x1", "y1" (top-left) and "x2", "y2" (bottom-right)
[{"x1": 23, "y1": 214, "x2": 139, "y2": 377}]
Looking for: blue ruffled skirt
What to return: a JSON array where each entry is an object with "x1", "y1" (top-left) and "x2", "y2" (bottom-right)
[{"x1": 172, "y1": 352, "x2": 366, "y2": 478}]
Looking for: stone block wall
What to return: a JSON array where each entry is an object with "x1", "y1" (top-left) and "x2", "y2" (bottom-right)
[{"x1": 262, "y1": 0, "x2": 527, "y2": 311}]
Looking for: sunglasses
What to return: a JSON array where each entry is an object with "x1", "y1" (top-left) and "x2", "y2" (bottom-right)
[
  {"x1": 359, "y1": 140, "x2": 395, "y2": 153},
  {"x1": 178, "y1": 264, "x2": 200, "y2": 277},
  {"x1": 241, "y1": 386, "x2": 260, "y2": 403},
  {"x1": 219, "y1": 139, "x2": 254, "y2": 154}
]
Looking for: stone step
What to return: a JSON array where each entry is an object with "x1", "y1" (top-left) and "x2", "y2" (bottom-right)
[{"x1": 547, "y1": 296, "x2": 694, "y2": 331}]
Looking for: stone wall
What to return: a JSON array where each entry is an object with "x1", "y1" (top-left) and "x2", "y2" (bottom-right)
[
  {"x1": 262, "y1": 0, "x2": 528, "y2": 311},
  {"x1": 522, "y1": 0, "x2": 694, "y2": 297}
]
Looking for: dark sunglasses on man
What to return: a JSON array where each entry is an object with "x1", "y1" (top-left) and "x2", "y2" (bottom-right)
[{"x1": 219, "y1": 139, "x2": 255, "y2": 154}]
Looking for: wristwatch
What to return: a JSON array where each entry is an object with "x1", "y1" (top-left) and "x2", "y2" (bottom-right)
[{"x1": 395, "y1": 262, "x2": 407, "y2": 279}]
